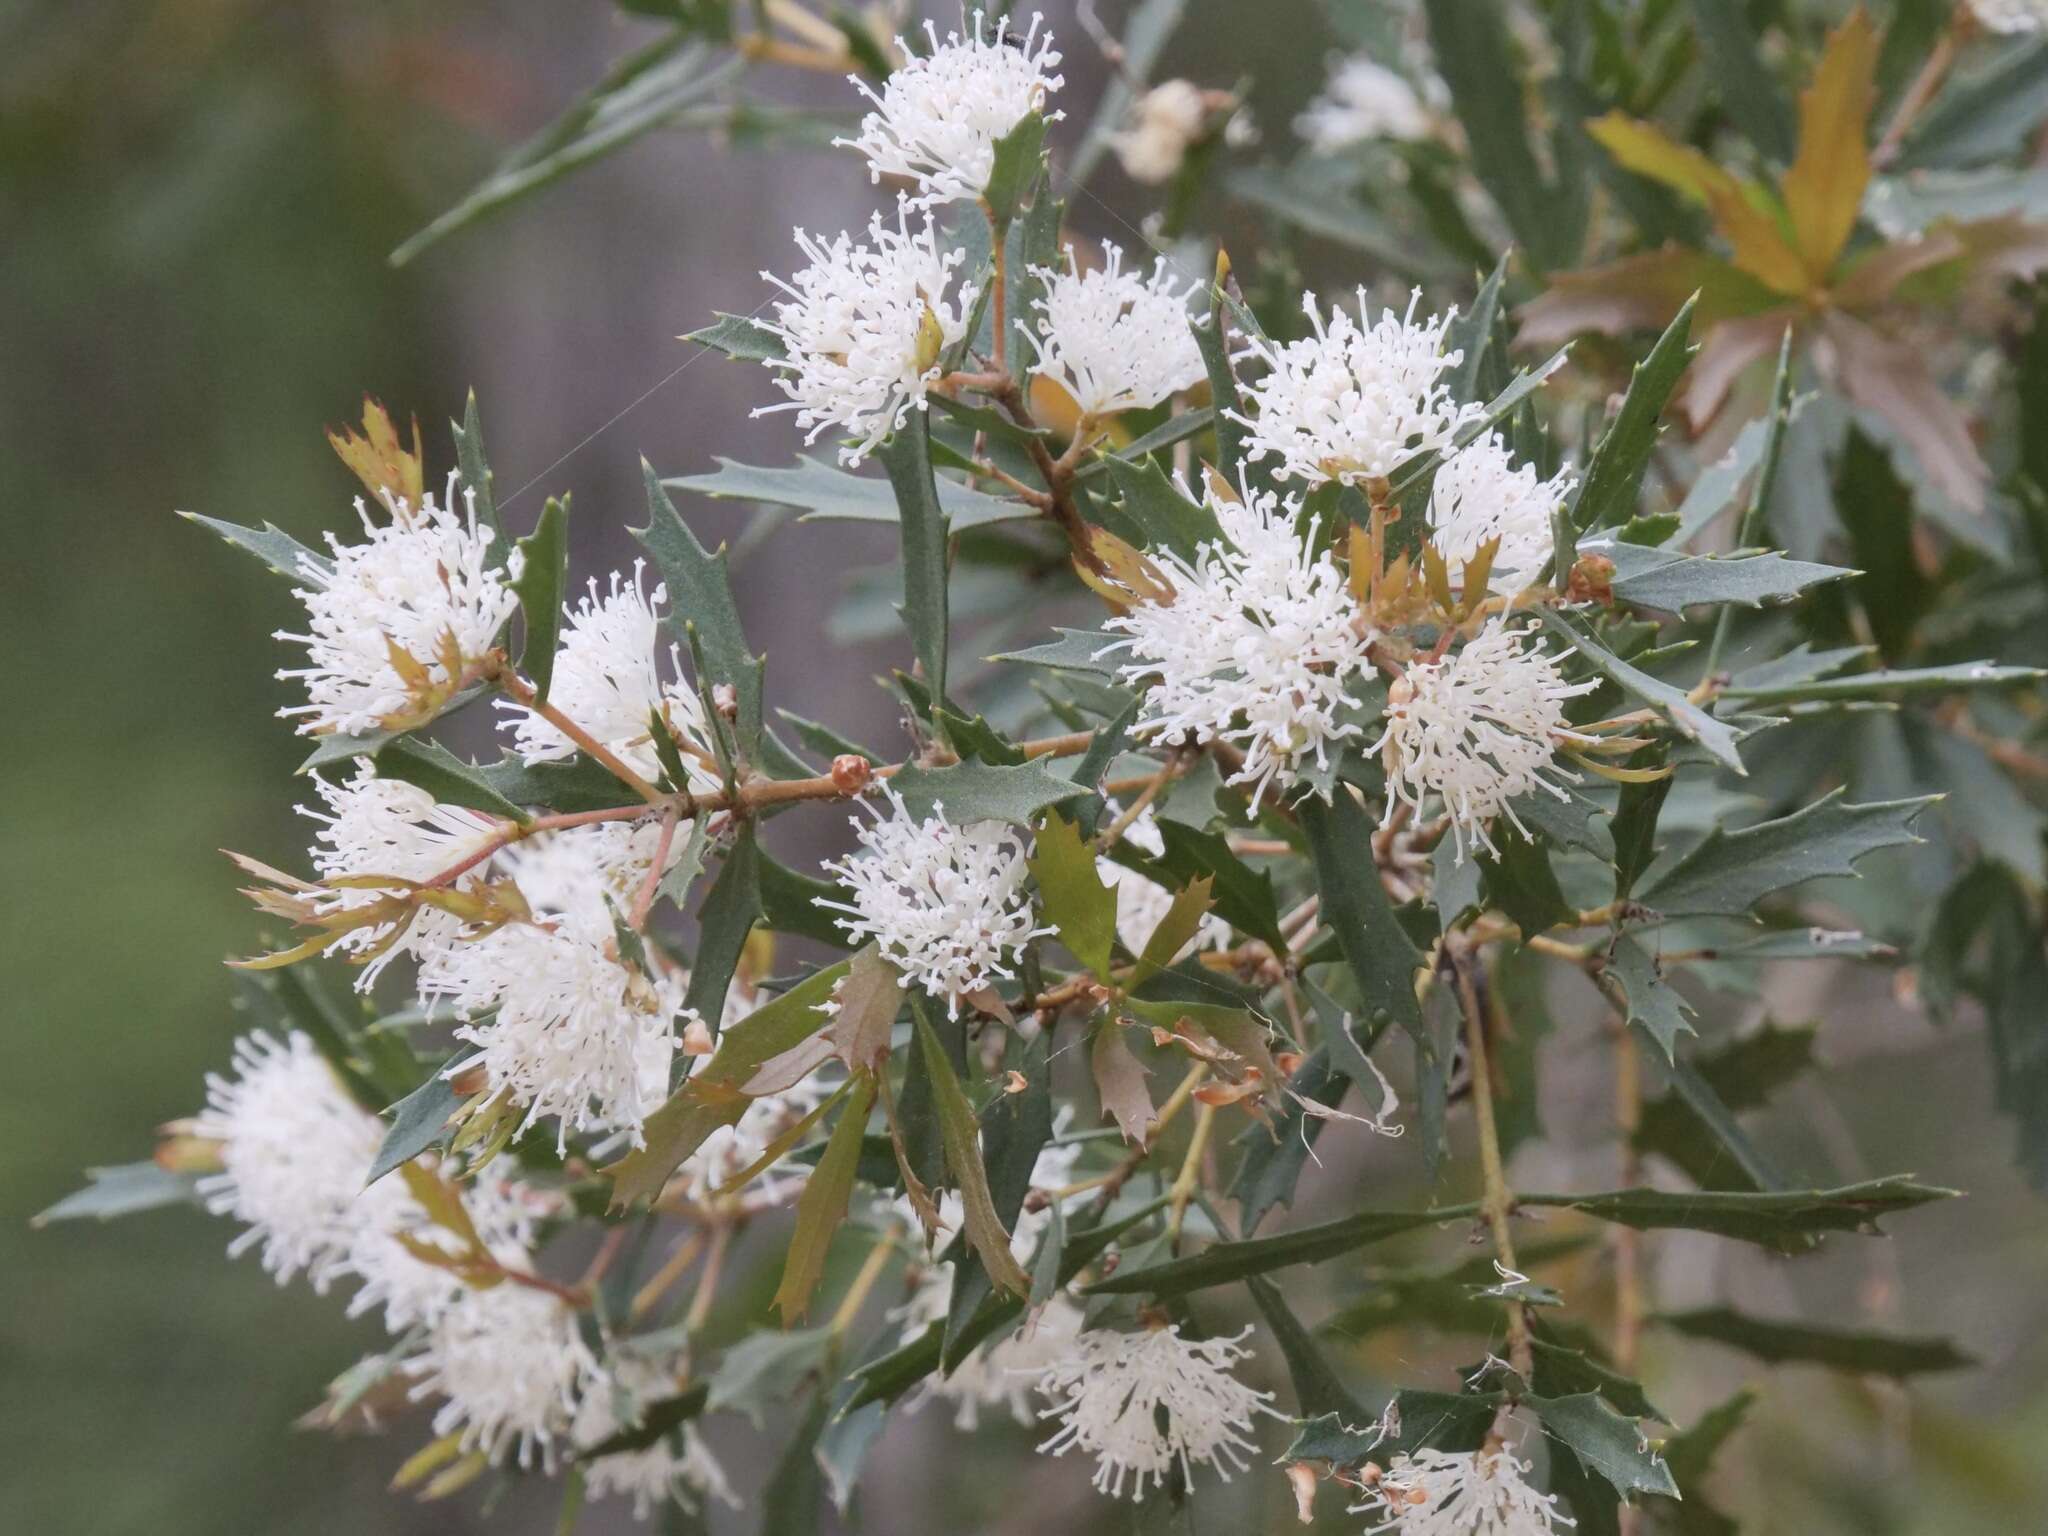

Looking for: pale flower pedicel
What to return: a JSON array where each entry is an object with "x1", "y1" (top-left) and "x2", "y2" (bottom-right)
[
  {"x1": 837, "y1": 10, "x2": 1063, "y2": 206},
  {"x1": 755, "y1": 201, "x2": 976, "y2": 464},
  {"x1": 1352, "y1": 1446, "x2": 1578, "y2": 1535},
  {"x1": 817, "y1": 788, "x2": 1044, "y2": 1017},
  {"x1": 276, "y1": 469, "x2": 519, "y2": 736},
  {"x1": 1034, "y1": 1325, "x2": 1277, "y2": 1500}
]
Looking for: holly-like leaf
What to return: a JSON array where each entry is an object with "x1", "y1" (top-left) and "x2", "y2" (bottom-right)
[
  {"x1": 372, "y1": 737, "x2": 530, "y2": 823},
  {"x1": 1283, "y1": 1390, "x2": 1497, "y2": 1466},
  {"x1": 1134, "y1": 876, "x2": 1215, "y2": 984},
  {"x1": 1300, "y1": 793, "x2": 1424, "y2": 1036},
  {"x1": 390, "y1": 40, "x2": 742, "y2": 266},
  {"x1": 1249, "y1": 1276, "x2": 1368, "y2": 1421},
  {"x1": 33, "y1": 1162, "x2": 201, "y2": 1226},
  {"x1": 774, "y1": 1074, "x2": 876, "y2": 1321},
  {"x1": 1091, "y1": 1016, "x2": 1154, "y2": 1144},
  {"x1": 1606, "y1": 938, "x2": 1696, "y2": 1062},
  {"x1": 607, "y1": 961, "x2": 851, "y2": 1207},
  {"x1": 983, "y1": 111, "x2": 1048, "y2": 231},
  {"x1": 1103, "y1": 455, "x2": 1223, "y2": 565},
  {"x1": 1109, "y1": 820, "x2": 1286, "y2": 953},
  {"x1": 1029, "y1": 812, "x2": 1117, "y2": 979},
  {"x1": 367, "y1": 1067, "x2": 463, "y2": 1186},
  {"x1": 887, "y1": 758, "x2": 1087, "y2": 828},
  {"x1": 510, "y1": 495, "x2": 570, "y2": 705},
  {"x1": 1534, "y1": 1392, "x2": 1680, "y2": 1501},
  {"x1": 1781, "y1": 7, "x2": 1879, "y2": 280},
  {"x1": 635, "y1": 463, "x2": 763, "y2": 758},
  {"x1": 1656, "y1": 1306, "x2": 1972, "y2": 1377},
  {"x1": 683, "y1": 311, "x2": 786, "y2": 361},
  {"x1": 1591, "y1": 540, "x2": 1852, "y2": 612},
  {"x1": 667, "y1": 457, "x2": 1031, "y2": 532},
  {"x1": 685, "y1": 827, "x2": 763, "y2": 1027},
  {"x1": 1718, "y1": 662, "x2": 2043, "y2": 706},
  {"x1": 1521, "y1": 1175, "x2": 1956, "y2": 1252},
  {"x1": 1638, "y1": 790, "x2": 1935, "y2": 918},
  {"x1": 1573, "y1": 297, "x2": 1698, "y2": 530},
  {"x1": 1084, "y1": 1205, "x2": 1475, "y2": 1296},
  {"x1": 178, "y1": 511, "x2": 329, "y2": 582},
  {"x1": 1542, "y1": 610, "x2": 1745, "y2": 774},
  {"x1": 909, "y1": 1001, "x2": 1030, "y2": 1297}
]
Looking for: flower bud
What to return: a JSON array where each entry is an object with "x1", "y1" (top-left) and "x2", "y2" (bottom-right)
[{"x1": 830, "y1": 754, "x2": 873, "y2": 794}]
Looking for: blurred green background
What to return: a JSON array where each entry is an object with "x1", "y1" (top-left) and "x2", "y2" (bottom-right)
[{"x1": 7, "y1": 3, "x2": 2048, "y2": 1533}]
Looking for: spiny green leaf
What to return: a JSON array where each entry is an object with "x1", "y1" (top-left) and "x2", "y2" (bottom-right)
[
  {"x1": 33, "y1": 1163, "x2": 201, "y2": 1226},
  {"x1": 1084, "y1": 1204, "x2": 1478, "y2": 1296},
  {"x1": 683, "y1": 311, "x2": 786, "y2": 361},
  {"x1": 887, "y1": 757, "x2": 1087, "y2": 828},
  {"x1": 1299, "y1": 793, "x2": 1425, "y2": 1036},
  {"x1": 665, "y1": 457, "x2": 1031, "y2": 531},
  {"x1": 510, "y1": 495, "x2": 570, "y2": 705},
  {"x1": 367, "y1": 1066, "x2": 463, "y2": 1186},
  {"x1": 635, "y1": 463, "x2": 763, "y2": 758},
  {"x1": 1593, "y1": 540, "x2": 1853, "y2": 611},
  {"x1": 1719, "y1": 662, "x2": 2044, "y2": 706},
  {"x1": 1638, "y1": 789, "x2": 1936, "y2": 918},
  {"x1": 1534, "y1": 1392, "x2": 1680, "y2": 1501},
  {"x1": 372, "y1": 737, "x2": 531, "y2": 823},
  {"x1": 1542, "y1": 609, "x2": 1745, "y2": 774},
  {"x1": 1655, "y1": 1306, "x2": 1973, "y2": 1377},
  {"x1": 685, "y1": 828, "x2": 764, "y2": 1028},
  {"x1": 1573, "y1": 296, "x2": 1698, "y2": 531},
  {"x1": 775, "y1": 1075, "x2": 876, "y2": 1321},
  {"x1": 1520, "y1": 1175, "x2": 1956, "y2": 1252},
  {"x1": 178, "y1": 511, "x2": 329, "y2": 582},
  {"x1": 910, "y1": 1001, "x2": 1029, "y2": 1298},
  {"x1": 879, "y1": 414, "x2": 951, "y2": 704},
  {"x1": 1606, "y1": 938, "x2": 1696, "y2": 1062}
]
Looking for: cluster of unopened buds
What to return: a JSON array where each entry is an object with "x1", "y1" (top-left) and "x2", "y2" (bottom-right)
[{"x1": 168, "y1": 9, "x2": 1651, "y2": 1528}]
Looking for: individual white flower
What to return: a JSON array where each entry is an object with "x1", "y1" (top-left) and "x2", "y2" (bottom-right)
[
  {"x1": 837, "y1": 10, "x2": 1063, "y2": 206},
  {"x1": 301, "y1": 766, "x2": 501, "y2": 986},
  {"x1": 755, "y1": 201, "x2": 977, "y2": 463},
  {"x1": 419, "y1": 920, "x2": 688, "y2": 1150},
  {"x1": 276, "y1": 469, "x2": 520, "y2": 736},
  {"x1": 191, "y1": 1030, "x2": 382, "y2": 1290},
  {"x1": 497, "y1": 563, "x2": 721, "y2": 792},
  {"x1": 344, "y1": 1169, "x2": 542, "y2": 1333},
  {"x1": 407, "y1": 1280, "x2": 596, "y2": 1470},
  {"x1": 1112, "y1": 78, "x2": 1209, "y2": 184},
  {"x1": 572, "y1": 1355, "x2": 738, "y2": 1519},
  {"x1": 1967, "y1": 0, "x2": 2048, "y2": 34},
  {"x1": 1428, "y1": 435, "x2": 1575, "y2": 594},
  {"x1": 1024, "y1": 242, "x2": 1206, "y2": 419},
  {"x1": 1232, "y1": 289, "x2": 1482, "y2": 487},
  {"x1": 1352, "y1": 1445, "x2": 1576, "y2": 1535},
  {"x1": 501, "y1": 818, "x2": 686, "y2": 947},
  {"x1": 1372, "y1": 619, "x2": 1598, "y2": 861},
  {"x1": 1295, "y1": 55, "x2": 1431, "y2": 152},
  {"x1": 816, "y1": 789, "x2": 1045, "y2": 1017},
  {"x1": 1102, "y1": 481, "x2": 1375, "y2": 811},
  {"x1": 1034, "y1": 1324, "x2": 1277, "y2": 1500}
]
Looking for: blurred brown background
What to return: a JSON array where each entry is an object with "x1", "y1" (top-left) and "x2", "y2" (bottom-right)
[{"x1": 5, "y1": 2, "x2": 2045, "y2": 1532}]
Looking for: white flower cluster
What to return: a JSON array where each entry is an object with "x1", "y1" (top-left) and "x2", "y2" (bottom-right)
[
  {"x1": 1233, "y1": 288, "x2": 1482, "y2": 486},
  {"x1": 1033, "y1": 1324, "x2": 1276, "y2": 1500},
  {"x1": 1375, "y1": 620, "x2": 1598, "y2": 861},
  {"x1": 1103, "y1": 478, "x2": 1376, "y2": 810},
  {"x1": 1296, "y1": 54, "x2": 1432, "y2": 152},
  {"x1": 497, "y1": 562, "x2": 722, "y2": 792},
  {"x1": 276, "y1": 470, "x2": 520, "y2": 737},
  {"x1": 1024, "y1": 241, "x2": 1206, "y2": 419},
  {"x1": 1429, "y1": 434, "x2": 1575, "y2": 593},
  {"x1": 838, "y1": 12, "x2": 1064, "y2": 206},
  {"x1": 193, "y1": 1028, "x2": 733, "y2": 1506},
  {"x1": 819, "y1": 788, "x2": 1045, "y2": 1016},
  {"x1": 1353, "y1": 1445, "x2": 1577, "y2": 1535},
  {"x1": 755, "y1": 202, "x2": 976, "y2": 464},
  {"x1": 1968, "y1": 0, "x2": 2048, "y2": 34}
]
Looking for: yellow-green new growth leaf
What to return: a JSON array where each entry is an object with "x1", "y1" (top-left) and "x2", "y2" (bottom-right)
[
  {"x1": 1781, "y1": 6, "x2": 1879, "y2": 280},
  {"x1": 909, "y1": 1003, "x2": 1030, "y2": 1297},
  {"x1": 1586, "y1": 113, "x2": 1808, "y2": 296},
  {"x1": 1133, "y1": 875, "x2": 1215, "y2": 985},
  {"x1": 774, "y1": 1073, "x2": 876, "y2": 1321},
  {"x1": 1029, "y1": 812, "x2": 1117, "y2": 980}
]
